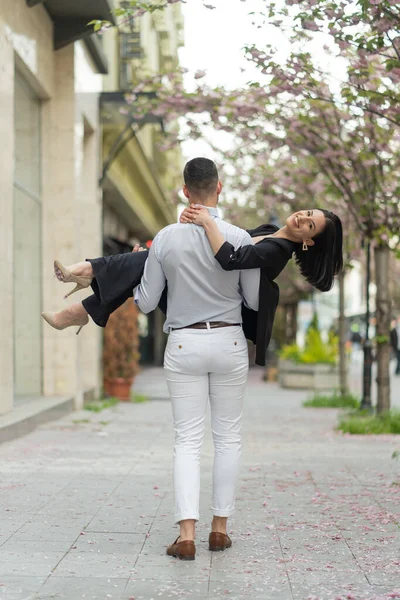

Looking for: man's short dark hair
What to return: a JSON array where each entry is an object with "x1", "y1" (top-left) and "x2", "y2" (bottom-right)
[{"x1": 183, "y1": 158, "x2": 219, "y2": 196}]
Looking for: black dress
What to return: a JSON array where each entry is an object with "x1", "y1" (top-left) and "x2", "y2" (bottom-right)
[
  {"x1": 214, "y1": 224, "x2": 295, "y2": 366},
  {"x1": 82, "y1": 224, "x2": 295, "y2": 366},
  {"x1": 82, "y1": 251, "x2": 150, "y2": 327}
]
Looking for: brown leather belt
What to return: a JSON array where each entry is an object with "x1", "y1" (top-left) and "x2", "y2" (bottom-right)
[{"x1": 172, "y1": 322, "x2": 241, "y2": 331}]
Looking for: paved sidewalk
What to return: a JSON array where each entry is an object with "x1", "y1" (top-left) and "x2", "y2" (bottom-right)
[{"x1": 0, "y1": 368, "x2": 399, "y2": 600}]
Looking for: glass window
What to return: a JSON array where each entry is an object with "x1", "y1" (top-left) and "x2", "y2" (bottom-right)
[{"x1": 13, "y1": 72, "x2": 42, "y2": 397}]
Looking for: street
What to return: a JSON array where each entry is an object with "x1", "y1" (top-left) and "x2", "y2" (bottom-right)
[{"x1": 0, "y1": 367, "x2": 399, "y2": 600}]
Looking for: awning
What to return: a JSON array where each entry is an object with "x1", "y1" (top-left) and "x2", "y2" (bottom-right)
[
  {"x1": 100, "y1": 93, "x2": 177, "y2": 239},
  {"x1": 26, "y1": 0, "x2": 115, "y2": 73}
]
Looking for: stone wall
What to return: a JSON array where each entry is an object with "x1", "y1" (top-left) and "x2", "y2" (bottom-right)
[{"x1": 0, "y1": 1, "x2": 102, "y2": 414}]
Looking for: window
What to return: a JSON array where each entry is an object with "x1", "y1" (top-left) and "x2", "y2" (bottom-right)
[{"x1": 13, "y1": 72, "x2": 42, "y2": 397}]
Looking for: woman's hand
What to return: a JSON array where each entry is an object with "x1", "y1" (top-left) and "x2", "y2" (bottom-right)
[
  {"x1": 132, "y1": 244, "x2": 146, "y2": 252},
  {"x1": 180, "y1": 205, "x2": 224, "y2": 254},
  {"x1": 179, "y1": 206, "x2": 212, "y2": 227}
]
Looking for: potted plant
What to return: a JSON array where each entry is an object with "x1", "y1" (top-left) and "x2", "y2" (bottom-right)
[
  {"x1": 278, "y1": 315, "x2": 342, "y2": 390},
  {"x1": 103, "y1": 299, "x2": 141, "y2": 401}
]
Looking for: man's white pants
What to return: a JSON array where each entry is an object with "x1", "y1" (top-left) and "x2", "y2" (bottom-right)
[{"x1": 164, "y1": 326, "x2": 249, "y2": 524}]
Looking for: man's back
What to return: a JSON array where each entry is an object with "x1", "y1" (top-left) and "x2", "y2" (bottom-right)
[
  {"x1": 135, "y1": 157, "x2": 257, "y2": 557},
  {"x1": 139, "y1": 209, "x2": 260, "y2": 332}
]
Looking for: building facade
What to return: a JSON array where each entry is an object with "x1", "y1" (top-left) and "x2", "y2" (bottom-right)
[
  {"x1": 100, "y1": 2, "x2": 184, "y2": 365},
  {"x1": 0, "y1": 0, "x2": 112, "y2": 416}
]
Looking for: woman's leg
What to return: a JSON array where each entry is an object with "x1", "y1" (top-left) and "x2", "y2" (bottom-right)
[
  {"x1": 54, "y1": 261, "x2": 93, "y2": 281},
  {"x1": 87, "y1": 253, "x2": 148, "y2": 305},
  {"x1": 41, "y1": 302, "x2": 89, "y2": 332},
  {"x1": 42, "y1": 291, "x2": 128, "y2": 331},
  {"x1": 54, "y1": 253, "x2": 148, "y2": 307},
  {"x1": 81, "y1": 292, "x2": 132, "y2": 328}
]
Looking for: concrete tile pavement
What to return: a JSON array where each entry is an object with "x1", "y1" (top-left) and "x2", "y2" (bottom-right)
[{"x1": 0, "y1": 367, "x2": 399, "y2": 600}]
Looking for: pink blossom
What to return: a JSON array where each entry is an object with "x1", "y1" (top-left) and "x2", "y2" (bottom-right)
[{"x1": 302, "y1": 19, "x2": 319, "y2": 31}]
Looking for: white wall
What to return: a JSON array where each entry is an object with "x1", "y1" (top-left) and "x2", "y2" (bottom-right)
[{"x1": 0, "y1": 1, "x2": 103, "y2": 414}]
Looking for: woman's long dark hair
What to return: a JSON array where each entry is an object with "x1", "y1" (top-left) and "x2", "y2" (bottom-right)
[{"x1": 294, "y1": 209, "x2": 343, "y2": 292}]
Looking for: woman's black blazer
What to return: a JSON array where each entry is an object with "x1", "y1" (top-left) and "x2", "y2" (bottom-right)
[
  {"x1": 86, "y1": 224, "x2": 294, "y2": 367},
  {"x1": 214, "y1": 224, "x2": 295, "y2": 366}
]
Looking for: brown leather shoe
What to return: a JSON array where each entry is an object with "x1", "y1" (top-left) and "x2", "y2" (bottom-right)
[
  {"x1": 166, "y1": 537, "x2": 196, "y2": 561},
  {"x1": 209, "y1": 532, "x2": 232, "y2": 552}
]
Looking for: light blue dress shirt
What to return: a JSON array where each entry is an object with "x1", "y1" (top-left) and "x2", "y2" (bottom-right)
[{"x1": 135, "y1": 207, "x2": 260, "y2": 333}]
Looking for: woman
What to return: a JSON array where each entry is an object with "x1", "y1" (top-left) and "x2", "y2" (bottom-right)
[{"x1": 42, "y1": 207, "x2": 343, "y2": 365}]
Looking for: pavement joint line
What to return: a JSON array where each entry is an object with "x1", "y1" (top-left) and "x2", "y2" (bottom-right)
[
  {"x1": 347, "y1": 461, "x2": 400, "y2": 529},
  {"x1": 275, "y1": 515, "x2": 295, "y2": 600},
  {"x1": 121, "y1": 493, "x2": 168, "y2": 595},
  {"x1": 34, "y1": 470, "x2": 138, "y2": 597},
  {"x1": 2, "y1": 367, "x2": 399, "y2": 599}
]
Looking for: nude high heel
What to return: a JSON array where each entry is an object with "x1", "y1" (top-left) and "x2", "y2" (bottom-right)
[
  {"x1": 41, "y1": 311, "x2": 89, "y2": 335},
  {"x1": 54, "y1": 260, "x2": 92, "y2": 299}
]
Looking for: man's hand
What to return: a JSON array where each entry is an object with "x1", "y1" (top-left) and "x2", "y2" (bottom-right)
[
  {"x1": 132, "y1": 244, "x2": 146, "y2": 252},
  {"x1": 180, "y1": 206, "x2": 212, "y2": 227}
]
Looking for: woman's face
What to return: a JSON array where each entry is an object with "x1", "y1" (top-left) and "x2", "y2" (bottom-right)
[{"x1": 285, "y1": 209, "x2": 326, "y2": 243}]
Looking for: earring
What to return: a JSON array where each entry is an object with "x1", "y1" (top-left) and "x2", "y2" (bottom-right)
[{"x1": 302, "y1": 241, "x2": 308, "y2": 251}]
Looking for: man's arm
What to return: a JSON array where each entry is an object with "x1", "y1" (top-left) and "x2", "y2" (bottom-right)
[
  {"x1": 239, "y1": 270, "x2": 260, "y2": 312},
  {"x1": 236, "y1": 231, "x2": 260, "y2": 312},
  {"x1": 135, "y1": 234, "x2": 166, "y2": 314}
]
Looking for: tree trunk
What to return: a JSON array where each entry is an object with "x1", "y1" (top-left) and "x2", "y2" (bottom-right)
[
  {"x1": 285, "y1": 302, "x2": 298, "y2": 345},
  {"x1": 374, "y1": 245, "x2": 391, "y2": 413},
  {"x1": 337, "y1": 268, "x2": 348, "y2": 397}
]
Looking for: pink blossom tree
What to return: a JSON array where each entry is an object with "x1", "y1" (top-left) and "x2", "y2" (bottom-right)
[
  {"x1": 259, "y1": 0, "x2": 400, "y2": 126},
  {"x1": 96, "y1": 0, "x2": 400, "y2": 409},
  {"x1": 134, "y1": 69, "x2": 399, "y2": 410}
]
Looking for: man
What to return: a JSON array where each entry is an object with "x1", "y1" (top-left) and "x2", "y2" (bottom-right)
[
  {"x1": 390, "y1": 317, "x2": 400, "y2": 375},
  {"x1": 135, "y1": 157, "x2": 260, "y2": 560}
]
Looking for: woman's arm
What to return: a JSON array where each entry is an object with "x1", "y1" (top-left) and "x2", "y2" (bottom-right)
[
  {"x1": 214, "y1": 240, "x2": 286, "y2": 271},
  {"x1": 180, "y1": 206, "x2": 225, "y2": 254},
  {"x1": 180, "y1": 206, "x2": 291, "y2": 273}
]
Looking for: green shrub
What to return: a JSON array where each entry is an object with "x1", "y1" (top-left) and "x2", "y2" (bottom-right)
[
  {"x1": 85, "y1": 397, "x2": 119, "y2": 413},
  {"x1": 304, "y1": 392, "x2": 360, "y2": 409},
  {"x1": 279, "y1": 314, "x2": 338, "y2": 365},
  {"x1": 131, "y1": 394, "x2": 149, "y2": 404},
  {"x1": 279, "y1": 343, "x2": 302, "y2": 362},
  {"x1": 337, "y1": 411, "x2": 400, "y2": 434},
  {"x1": 301, "y1": 328, "x2": 338, "y2": 364}
]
